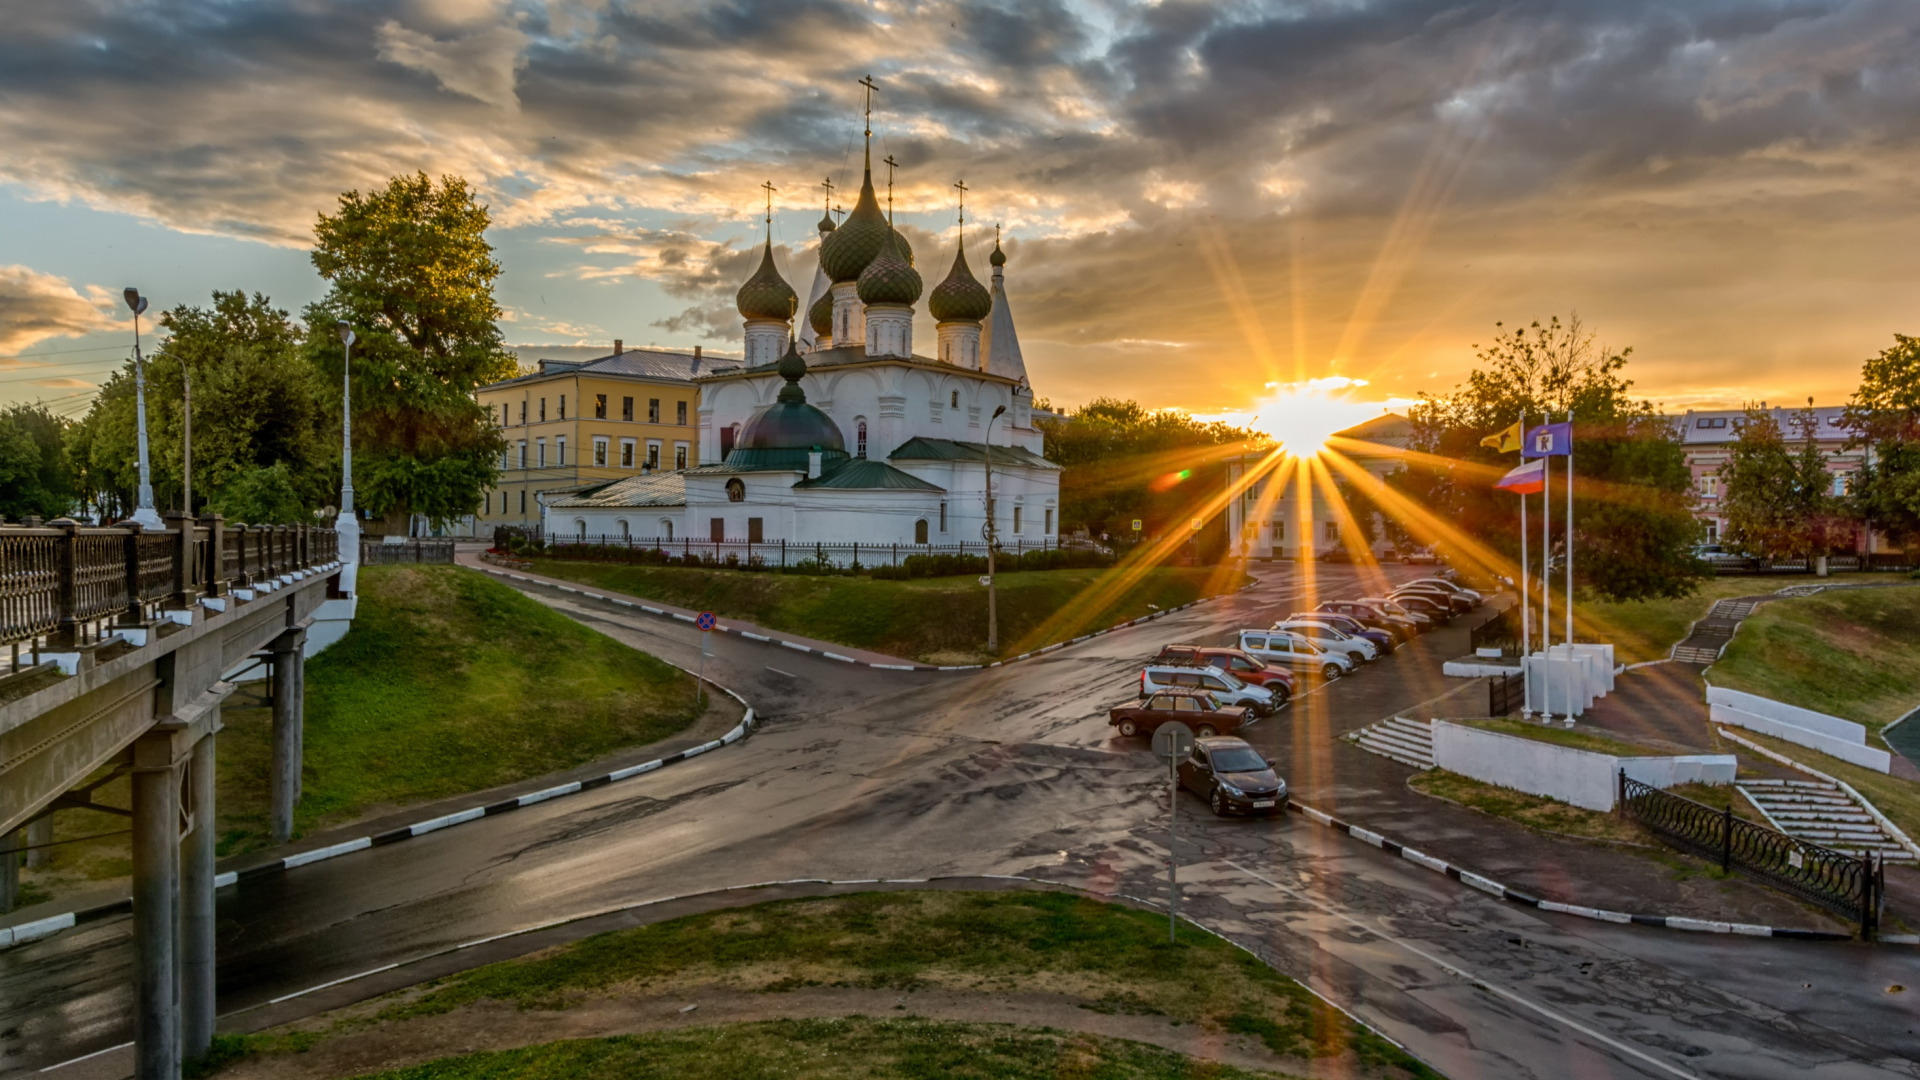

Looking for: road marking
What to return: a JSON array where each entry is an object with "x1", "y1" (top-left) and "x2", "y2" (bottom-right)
[
  {"x1": 765, "y1": 667, "x2": 798, "y2": 679},
  {"x1": 1223, "y1": 861, "x2": 1696, "y2": 1080},
  {"x1": 39, "y1": 1041, "x2": 131, "y2": 1072},
  {"x1": 267, "y1": 962, "x2": 402, "y2": 1004}
]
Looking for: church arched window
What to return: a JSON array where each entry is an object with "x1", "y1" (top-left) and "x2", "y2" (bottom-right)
[
  {"x1": 856, "y1": 419, "x2": 868, "y2": 459},
  {"x1": 574, "y1": 519, "x2": 587, "y2": 540},
  {"x1": 661, "y1": 518, "x2": 675, "y2": 541},
  {"x1": 726, "y1": 478, "x2": 746, "y2": 503},
  {"x1": 915, "y1": 518, "x2": 929, "y2": 544}
]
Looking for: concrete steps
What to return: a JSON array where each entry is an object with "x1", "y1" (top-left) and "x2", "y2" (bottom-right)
[
  {"x1": 1736, "y1": 779, "x2": 1915, "y2": 862},
  {"x1": 1347, "y1": 716, "x2": 1435, "y2": 770}
]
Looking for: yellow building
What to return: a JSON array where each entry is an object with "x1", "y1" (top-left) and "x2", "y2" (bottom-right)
[{"x1": 471, "y1": 343, "x2": 716, "y2": 533}]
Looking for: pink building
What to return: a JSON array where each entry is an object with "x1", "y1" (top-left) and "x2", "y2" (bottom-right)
[{"x1": 1677, "y1": 406, "x2": 1868, "y2": 550}]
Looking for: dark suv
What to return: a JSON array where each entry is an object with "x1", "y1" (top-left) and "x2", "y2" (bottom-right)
[{"x1": 1152, "y1": 645, "x2": 1297, "y2": 702}]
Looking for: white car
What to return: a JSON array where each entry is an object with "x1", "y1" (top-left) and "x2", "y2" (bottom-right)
[
  {"x1": 1236, "y1": 630, "x2": 1355, "y2": 680},
  {"x1": 1405, "y1": 577, "x2": 1481, "y2": 605},
  {"x1": 1270, "y1": 619, "x2": 1379, "y2": 665},
  {"x1": 1139, "y1": 664, "x2": 1279, "y2": 716}
]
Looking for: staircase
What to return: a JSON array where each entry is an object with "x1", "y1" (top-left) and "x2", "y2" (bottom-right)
[
  {"x1": 1671, "y1": 597, "x2": 1763, "y2": 664},
  {"x1": 1736, "y1": 779, "x2": 1915, "y2": 863},
  {"x1": 1347, "y1": 717, "x2": 1434, "y2": 770}
]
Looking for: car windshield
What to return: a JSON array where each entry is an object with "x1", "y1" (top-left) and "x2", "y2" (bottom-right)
[
  {"x1": 1210, "y1": 748, "x2": 1267, "y2": 773},
  {"x1": 1207, "y1": 669, "x2": 1246, "y2": 690}
]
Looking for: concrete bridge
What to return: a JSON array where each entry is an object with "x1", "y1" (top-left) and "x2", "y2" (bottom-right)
[{"x1": 0, "y1": 515, "x2": 344, "y2": 1080}]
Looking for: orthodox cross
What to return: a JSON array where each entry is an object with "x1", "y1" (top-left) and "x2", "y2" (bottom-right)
[
  {"x1": 882, "y1": 154, "x2": 900, "y2": 223},
  {"x1": 820, "y1": 176, "x2": 834, "y2": 214},
  {"x1": 859, "y1": 75, "x2": 878, "y2": 138},
  {"x1": 834, "y1": 204, "x2": 845, "y2": 225},
  {"x1": 760, "y1": 180, "x2": 777, "y2": 231},
  {"x1": 954, "y1": 179, "x2": 968, "y2": 227}
]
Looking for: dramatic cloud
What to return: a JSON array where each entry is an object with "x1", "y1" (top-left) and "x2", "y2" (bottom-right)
[
  {"x1": 0, "y1": 266, "x2": 118, "y2": 355},
  {"x1": 1, "y1": 0, "x2": 1916, "y2": 410}
]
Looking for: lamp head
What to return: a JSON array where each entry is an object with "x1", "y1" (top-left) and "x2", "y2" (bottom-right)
[
  {"x1": 992, "y1": 404, "x2": 1007, "y2": 419},
  {"x1": 336, "y1": 320, "x2": 356, "y2": 348},
  {"x1": 123, "y1": 288, "x2": 147, "y2": 316}
]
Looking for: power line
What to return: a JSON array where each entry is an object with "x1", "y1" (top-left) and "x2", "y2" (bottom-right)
[{"x1": 0, "y1": 343, "x2": 129, "y2": 362}]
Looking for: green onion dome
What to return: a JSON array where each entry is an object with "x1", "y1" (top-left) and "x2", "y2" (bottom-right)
[
  {"x1": 928, "y1": 239, "x2": 991, "y2": 322},
  {"x1": 989, "y1": 236, "x2": 1006, "y2": 268},
  {"x1": 856, "y1": 230, "x2": 922, "y2": 306},
  {"x1": 735, "y1": 240, "x2": 797, "y2": 321},
  {"x1": 818, "y1": 164, "x2": 891, "y2": 283},
  {"x1": 808, "y1": 290, "x2": 834, "y2": 338},
  {"x1": 817, "y1": 209, "x2": 836, "y2": 234}
]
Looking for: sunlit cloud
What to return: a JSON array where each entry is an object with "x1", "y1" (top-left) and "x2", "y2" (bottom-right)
[{"x1": 0, "y1": 267, "x2": 119, "y2": 354}]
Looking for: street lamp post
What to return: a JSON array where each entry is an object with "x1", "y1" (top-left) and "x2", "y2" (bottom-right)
[
  {"x1": 985, "y1": 404, "x2": 1007, "y2": 654},
  {"x1": 335, "y1": 321, "x2": 361, "y2": 596},
  {"x1": 123, "y1": 288, "x2": 162, "y2": 528}
]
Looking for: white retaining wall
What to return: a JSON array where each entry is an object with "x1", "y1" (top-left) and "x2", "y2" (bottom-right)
[
  {"x1": 1703, "y1": 684, "x2": 1891, "y2": 773},
  {"x1": 1432, "y1": 721, "x2": 1736, "y2": 812}
]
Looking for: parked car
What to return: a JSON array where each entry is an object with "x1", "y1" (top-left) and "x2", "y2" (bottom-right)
[
  {"x1": 1110, "y1": 690, "x2": 1249, "y2": 739},
  {"x1": 1140, "y1": 664, "x2": 1279, "y2": 715},
  {"x1": 1284, "y1": 612, "x2": 1396, "y2": 653},
  {"x1": 1390, "y1": 585, "x2": 1470, "y2": 617},
  {"x1": 1386, "y1": 590, "x2": 1455, "y2": 623},
  {"x1": 1318, "y1": 546, "x2": 1357, "y2": 563},
  {"x1": 1154, "y1": 645, "x2": 1297, "y2": 702},
  {"x1": 1269, "y1": 619, "x2": 1379, "y2": 664},
  {"x1": 1316, "y1": 599, "x2": 1420, "y2": 639},
  {"x1": 1405, "y1": 577, "x2": 1482, "y2": 605},
  {"x1": 1177, "y1": 736, "x2": 1289, "y2": 816},
  {"x1": 1236, "y1": 630, "x2": 1355, "y2": 679},
  {"x1": 1694, "y1": 544, "x2": 1746, "y2": 566},
  {"x1": 1357, "y1": 596, "x2": 1436, "y2": 631},
  {"x1": 1402, "y1": 547, "x2": 1442, "y2": 564}
]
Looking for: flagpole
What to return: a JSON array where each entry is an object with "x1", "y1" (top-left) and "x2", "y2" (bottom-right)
[
  {"x1": 1518, "y1": 411, "x2": 1531, "y2": 718},
  {"x1": 1565, "y1": 409, "x2": 1574, "y2": 660},
  {"x1": 1541, "y1": 418, "x2": 1553, "y2": 723}
]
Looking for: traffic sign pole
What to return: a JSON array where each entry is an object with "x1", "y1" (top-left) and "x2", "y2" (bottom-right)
[
  {"x1": 694, "y1": 612, "x2": 718, "y2": 709},
  {"x1": 1151, "y1": 721, "x2": 1194, "y2": 945}
]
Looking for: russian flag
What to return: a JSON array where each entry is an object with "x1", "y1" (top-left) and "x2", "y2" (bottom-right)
[{"x1": 1494, "y1": 458, "x2": 1546, "y2": 495}]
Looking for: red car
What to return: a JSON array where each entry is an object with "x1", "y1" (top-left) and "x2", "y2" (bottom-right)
[
  {"x1": 1152, "y1": 645, "x2": 1296, "y2": 704},
  {"x1": 1109, "y1": 690, "x2": 1249, "y2": 739}
]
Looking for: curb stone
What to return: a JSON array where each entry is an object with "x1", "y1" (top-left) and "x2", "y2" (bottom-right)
[
  {"x1": 476, "y1": 565, "x2": 1260, "y2": 672},
  {"x1": 1285, "y1": 799, "x2": 1873, "y2": 942},
  {"x1": 0, "y1": 665, "x2": 756, "y2": 952}
]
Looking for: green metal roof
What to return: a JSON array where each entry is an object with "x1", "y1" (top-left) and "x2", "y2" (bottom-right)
[
  {"x1": 793, "y1": 458, "x2": 946, "y2": 491},
  {"x1": 889, "y1": 436, "x2": 1059, "y2": 470}
]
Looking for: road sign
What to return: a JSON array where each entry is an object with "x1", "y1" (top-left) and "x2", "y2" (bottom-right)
[
  {"x1": 695, "y1": 611, "x2": 718, "y2": 631},
  {"x1": 1131, "y1": 519, "x2": 1142, "y2": 532},
  {"x1": 1152, "y1": 720, "x2": 1194, "y2": 764},
  {"x1": 978, "y1": 575, "x2": 992, "y2": 587}
]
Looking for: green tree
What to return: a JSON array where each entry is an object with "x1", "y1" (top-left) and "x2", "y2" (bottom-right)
[
  {"x1": 1037, "y1": 398, "x2": 1262, "y2": 559},
  {"x1": 1846, "y1": 333, "x2": 1920, "y2": 548},
  {"x1": 307, "y1": 172, "x2": 513, "y2": 533},
  {"x1": 0, "y1": 403, "x2": 75, "y2": 519},
  {"x1": 1719, "y1": 408, "x2": 1850, "y2": 560},
  {"x1": 1400, "y1": 315, "x2": 1705, "y2": 601}
]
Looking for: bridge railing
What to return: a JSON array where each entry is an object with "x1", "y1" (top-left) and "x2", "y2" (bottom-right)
[{"x1": 0, "y1": 516, "x2": 342, "y2": 661}]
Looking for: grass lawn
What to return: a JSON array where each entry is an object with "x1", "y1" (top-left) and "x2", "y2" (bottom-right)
[
  {"x1": 205, "y1": 890, "x2": 1437, "y2": 1080},
  {"x1": 327, "y1": 1019, "x2": 1303, "y2": 1080},
  {"x1": 522, "y1": 560, "x2": 1249, "y2": 663},
  {"x1": 1456, "y1": 717, "x2": 1646, "y2": 756},
  {"x1": 1711, "y1": 583, "x2": 1920, "y2": 736},
  {"x1": 1408, "y1": 769, "x2": 1762, "y2": 845},
  {"x1": 1578, "y1": 573, "x2": 1890, "y2": 665},
  {"x1": 19, "y1": 565, "x2": 703, "y2": 904}
]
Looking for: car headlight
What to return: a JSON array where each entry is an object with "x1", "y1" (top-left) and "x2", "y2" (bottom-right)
[{"x1": 1218, "y1": 782, "x2": 1244, "y2": 797}]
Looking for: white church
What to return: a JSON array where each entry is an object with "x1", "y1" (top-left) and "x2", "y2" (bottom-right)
[{"x1": 547, "y1": 141, "x2": 1060, "y2": 550}]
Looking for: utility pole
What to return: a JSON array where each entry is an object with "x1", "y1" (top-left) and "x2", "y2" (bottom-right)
[
  {"x1": 985, "y1": 404, "x2": 1007, "y2": 654},
  {"x1": 123, "y1": 288, "x2": 162, "y2": 528},
  {"x1": 181, "y1": 363, "x2": 192, "y2": 514}
]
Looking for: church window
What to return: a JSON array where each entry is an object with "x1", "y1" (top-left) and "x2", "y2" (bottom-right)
[
  {"x1": 618, "y1": 519, "x2": 629, "y2": 538},
  {"x1": 1045, "y1": 508, "x2": 1053, "y2": 535},
  {"x1": 720, "y1": 425, "x2": 735, "y2": 457},
  {"x1": 661, "y1": 518, "x2": 675, "y2": 540},
  {"x1": 1013, "y1": 506, "x2": 1023, "y2": 534},
  {"x1": 623, "y1": 396, "x2": 634, "y2": 421},
  {"x1": 710, "y1": 518, "x2": 725, "y2": 542},
  {"x1": 950, "y1": 390, "x2": 959, "y2": 408},
  {"x1": 748, "y1": 517, "x2": 764, "y2": 543},
  {"x1": 726, "y1": 478, "x2": 746, "y2": 502},
  {"x1": 594, "y1": 394, "x2": 607, "y2": 419},
  {"x1": 939, "y1": 502, "x2": 947, "y2": 532},
  {"x1": 915, "y1": 518, "x2": 929, "y2": 544},
  {"x1": 856, "y1": 420, "x2": 868, "y2": 459},
  {"x1": 574, "y1": 519, "x2": 586, "y2": 540}
]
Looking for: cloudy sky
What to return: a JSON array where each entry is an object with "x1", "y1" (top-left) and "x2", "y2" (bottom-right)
[{"x1": 1, "y1": 0, "x2": 1916, "y2": 423}]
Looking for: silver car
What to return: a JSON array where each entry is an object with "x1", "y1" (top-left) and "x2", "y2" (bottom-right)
[
  {"x1": 1270, "y1": 619, "x2": 1379, "y2": 665},
  {"x1": 1237, "y1": 630, "x2": 1355, "y2": 680}
]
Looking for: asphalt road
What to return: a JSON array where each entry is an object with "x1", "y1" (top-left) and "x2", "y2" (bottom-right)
[{"x1": 3, "y1": 564, "x2": 1916, "y2": 1079}]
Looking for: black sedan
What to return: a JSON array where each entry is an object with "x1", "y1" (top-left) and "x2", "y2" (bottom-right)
[{"x1": 1177, "y1": 736, "x2": 1289, "y2": 817}]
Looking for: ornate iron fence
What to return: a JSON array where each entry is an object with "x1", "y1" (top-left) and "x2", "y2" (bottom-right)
[
  {"x1": 1620, "y1": 773, "x2": 1882, "y2": 937},
  {"x1": 1708, "y1": 553, "x2": 1915, "y2": 574},
  {"x1": 0, "y1": 517, "x2": 343, "y2": 663},
  {"x1": 493, "y1": 526, "x2": 1111, "y2": 575},
  {"x1": 360, "y1": 539, "x2": 456, "y2": 565}
]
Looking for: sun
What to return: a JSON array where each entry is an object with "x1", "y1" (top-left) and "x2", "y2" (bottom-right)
[{"x1": 1243, "y1": 377, "x2": 1383, "y2": 456}]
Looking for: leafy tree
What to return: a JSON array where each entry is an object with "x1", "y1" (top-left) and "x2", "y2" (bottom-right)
[
  {"x1": 307, "y1": 172, "x2": 513, "y2": 533},
  {"x1": 209, "y1": 462, "x2": 310, "y2": 525},
  {"x1": 1845, "y1": 333, "x2": 1920, "y2": 547},
  {"x1": 1719, "y1": 408, "x2": 1851, "y2": 559},
  {"x1": 1400, "y1": 315, "x2": 1705, "y2": 601},
  {"x1": 0, "y1": 403, "x2": 75, "y2": 519},
  {"x1": 1037, "y1": 397, "x2": 1262, "y2": 559},
  {"x1": 70, "y1": 292, "x2": 331, "y2": 522}
]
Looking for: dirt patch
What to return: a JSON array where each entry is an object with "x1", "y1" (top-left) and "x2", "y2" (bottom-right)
[{"x1": 221, "y1": 984, "x2": 1352, "y2": 1080}]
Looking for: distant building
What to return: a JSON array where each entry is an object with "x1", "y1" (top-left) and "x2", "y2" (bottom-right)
[
  {"x1": 1225, "y1": 414, "x2": 1411, "y2": 561},
  {"x1": 1676, "y1": 406, "x2": 1865, "y2": 548},
  {"x1": 470, "y1": 343, "x2": 712, "y2": 534}
]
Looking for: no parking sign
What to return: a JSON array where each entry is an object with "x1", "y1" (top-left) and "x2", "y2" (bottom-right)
[{"x1": 696, "y1": 611, "x2": 718, "y2": 631}]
